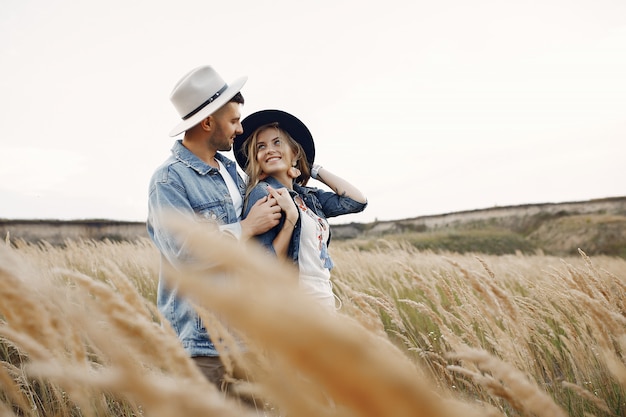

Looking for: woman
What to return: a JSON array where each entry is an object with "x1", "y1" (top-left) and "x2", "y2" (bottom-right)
[{"x1": 233, "y1": 110, "x2": 367, "y2": 310}]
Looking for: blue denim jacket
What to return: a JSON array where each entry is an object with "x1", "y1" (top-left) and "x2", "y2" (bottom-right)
[
  {"x1": 147, "y1": 140, "x2": 246, "y2": 357},
  {"x1": 242, "y1": 176, "x2": 367, "y2": 267}
]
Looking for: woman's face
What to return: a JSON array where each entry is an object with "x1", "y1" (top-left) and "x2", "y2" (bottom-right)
[{"x1": 255, "y1": 127, "x2": 295, "y2": 177}]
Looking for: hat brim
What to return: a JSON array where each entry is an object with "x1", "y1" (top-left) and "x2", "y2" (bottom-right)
[
  {"x1": 233, "y1": 109, "x2": 315, "y2": 171},
  {"x1": 168, "y1": 76, "x2": 248, "y2": 137}
]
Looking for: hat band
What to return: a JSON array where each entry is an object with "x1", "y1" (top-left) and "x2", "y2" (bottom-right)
[{"x1": 182, "y1": 84, "x2": 228, "y2": 120}]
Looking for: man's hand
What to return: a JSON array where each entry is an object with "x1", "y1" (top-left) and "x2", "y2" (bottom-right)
[
  {"x1": 240, "y1": 192, "x2": 281, "y2": 240},
  {"x1": 268, "y1": 187, "x2": 298, "y2": 223}
]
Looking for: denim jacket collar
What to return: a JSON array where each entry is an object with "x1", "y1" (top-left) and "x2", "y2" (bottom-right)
[
  {"x1": 262, "y1": 175, "x2": 316, "y2": 195},
  {"x1": 171, "y1": 139, "x2": 235, "y2": 176}
]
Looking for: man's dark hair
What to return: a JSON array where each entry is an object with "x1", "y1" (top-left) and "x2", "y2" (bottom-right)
[{"x1": 230, "y1": 92, "x2": 244, "y2": 105}]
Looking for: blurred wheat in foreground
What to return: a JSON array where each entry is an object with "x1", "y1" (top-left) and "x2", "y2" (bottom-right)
[{"x1": 1, "y1": 217, "x2": 625, "y2": 417}]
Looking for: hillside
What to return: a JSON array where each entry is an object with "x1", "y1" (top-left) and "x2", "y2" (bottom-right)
[
  {"x1": 331, "y1": 196, "x2": 626, "y2": 258},
  {"x1": 2, "y1": 196, "x2": 626, "y2": 258}
]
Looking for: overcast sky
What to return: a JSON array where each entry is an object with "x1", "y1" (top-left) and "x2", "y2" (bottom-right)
[{"x1": 1, "y1": 0, "x2": 624, "y2": 224}]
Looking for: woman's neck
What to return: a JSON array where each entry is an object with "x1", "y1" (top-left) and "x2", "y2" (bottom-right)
[{"x1": 271, "y1": 173, "x2": 294, "y2": 190}]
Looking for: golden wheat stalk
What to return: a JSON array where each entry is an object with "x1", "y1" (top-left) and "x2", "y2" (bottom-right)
[
  {"x1": 448, "y1": 347, "x2": 568, "y2": 417},
  {"x1": 4, "y1": 217, "x2": 626, "y2": 416},
  {"x1": 162, "y1": 215, "x2": 489, "y2": 417}
]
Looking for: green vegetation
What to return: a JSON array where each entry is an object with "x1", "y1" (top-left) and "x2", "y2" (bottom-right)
[
  {"x1": 336, "y1": 212, "x2": 626, "y2": 259},
  {"x1": 348, "y1": 229, "x2": 538, "y2": 255}
]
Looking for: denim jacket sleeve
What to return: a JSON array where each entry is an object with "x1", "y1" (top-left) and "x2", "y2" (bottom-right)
[
  {"x1": 147, "y1": 170, "x2": 198, "y2": 268},
  {"x1": 148, "y1": 161, "x2": 242, "y2": 269},
  {"x1": 311, "y1": 187, "x2": 368, "y2": 218},
  {"x1": 242, "y1": 183, "x2": 281, "y2": 255}
]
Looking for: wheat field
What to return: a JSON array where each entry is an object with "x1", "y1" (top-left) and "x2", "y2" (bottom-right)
[{"x1": 1, "y1": 219, "x2": 625, "y2": 417}]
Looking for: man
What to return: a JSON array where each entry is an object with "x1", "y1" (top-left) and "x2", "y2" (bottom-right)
[{"x1": 147, "y1": 65, "x2": 281, "y2": 393}]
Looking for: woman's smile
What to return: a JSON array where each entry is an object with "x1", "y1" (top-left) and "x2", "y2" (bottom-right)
[
  {"x1": 265, "y1": 155, "x2": 282, "y2": 163},
  {"x1": 257, "y1": 129, "x2": 294, "y2": 176}
]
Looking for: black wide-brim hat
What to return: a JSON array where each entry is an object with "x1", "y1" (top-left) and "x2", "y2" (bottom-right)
[{"x1": 233, "y1": 109, "x2": 315, "y2": 171}]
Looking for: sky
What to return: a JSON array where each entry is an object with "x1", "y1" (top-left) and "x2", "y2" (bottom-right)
[{"x1": 1, "y1": 0, "x2": 624, "y2": 225}]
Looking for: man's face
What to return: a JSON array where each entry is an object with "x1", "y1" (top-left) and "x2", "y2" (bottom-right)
[{"x1": 208, "y1": 102, "x2": 243, "y2": 152}]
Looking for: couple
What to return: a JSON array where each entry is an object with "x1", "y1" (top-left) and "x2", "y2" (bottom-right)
[{"x1": 147, "y1": 66, "x2": 367, "y2": 398}]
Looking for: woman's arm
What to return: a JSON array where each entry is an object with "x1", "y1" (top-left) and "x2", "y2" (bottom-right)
[
  {"x1": 242, "y1": 185, "x2": 281, "y2": 254},
  {"x1": 312, "y1": 165, "x2": 367, "y2": 204},
  {"x1": 243, "y1": 184, "x2": 299, "y2": 259},
  {"x1": 267, "y1": 187, "x2": 299, "y2": 258}
]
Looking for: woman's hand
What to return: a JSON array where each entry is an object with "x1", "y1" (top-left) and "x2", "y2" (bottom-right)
[{"x1": 268, "y1": 187, "x2": 298, "y2": 224}]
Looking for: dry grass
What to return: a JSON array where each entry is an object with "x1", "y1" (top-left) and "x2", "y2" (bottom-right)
[{"x1": 1, "y1": 220, "x2": 625, "y2": 416}]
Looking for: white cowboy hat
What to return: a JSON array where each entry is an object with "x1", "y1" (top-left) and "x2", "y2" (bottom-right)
[{"x1": 168, "y1": 65, "x2": 247, "y2": 137}]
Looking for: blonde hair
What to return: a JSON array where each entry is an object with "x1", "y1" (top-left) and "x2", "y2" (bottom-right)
[{"x1": 242, "y1": 122, "x2": 311, "y2": 197}]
